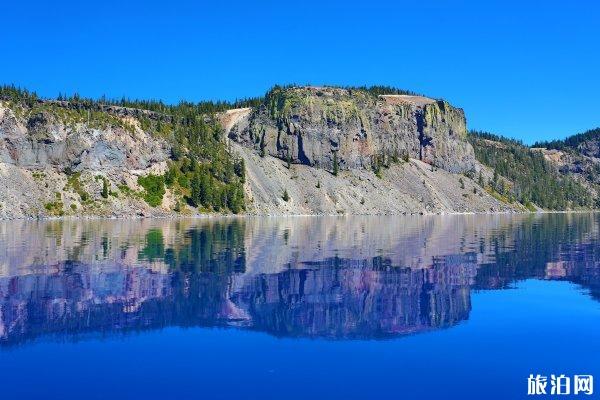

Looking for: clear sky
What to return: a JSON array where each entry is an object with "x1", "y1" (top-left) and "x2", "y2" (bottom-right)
[{"x1": 2, "y1": 0, "x2": 599, "y2": 143}]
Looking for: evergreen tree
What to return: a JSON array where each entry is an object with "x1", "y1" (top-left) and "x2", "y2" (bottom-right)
[
  {"x1": 101, "y1": 178, "x2": 109, "y2": 199},
  {"x1": 469, "y1": 131, "x2": 592, "y2": 210},
  {"x1": 333, "y1": 151, "x2": 339, "y2": 176}
]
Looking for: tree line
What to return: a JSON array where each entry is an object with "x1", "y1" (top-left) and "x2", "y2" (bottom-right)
[{"x1": 469, "y1": 131, "x2": 593, "y2": 210}]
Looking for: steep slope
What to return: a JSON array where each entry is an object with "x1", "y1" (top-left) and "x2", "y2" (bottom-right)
[
  {"x1": 0, "y1": 100, "x2": 173, "y2": 218},
  {"x1": 225, "y1": 87, "x2": 518, "y2": 215},
  {"x1": 0, "y1": 85, "x2": 521, "y2": 218},
  {"x1": 0, "y1": 86, "x2": 247, "y2": 218},
  {"x1": 532, "y1": 128, "x2": 600, "y2": 200},
  {"x1": 469, "y1": 131, "x2": 594, "y2": 210},
  {"x1": 233, "y1": 141, "x2": 513, "y2": 215}
]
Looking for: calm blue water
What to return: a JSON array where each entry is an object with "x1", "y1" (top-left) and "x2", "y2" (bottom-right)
[{"x1": 0, "y1": 214, "x2": 599, "y2": 399}]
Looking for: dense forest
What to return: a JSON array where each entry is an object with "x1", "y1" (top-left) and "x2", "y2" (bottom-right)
[
  {"x1": 533, "y1": 128, "x2": 600, "y2": 151},
  {"x1": 468, "y1": 131, "x2": 593, "y2": 210},
  {"x1": 0, "y1": 84, "x2": 263, "y2": 115}
]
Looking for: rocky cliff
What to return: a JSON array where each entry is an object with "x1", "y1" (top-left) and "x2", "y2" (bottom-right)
[
  {"x1": 532, "y1": 128, "x2": 600, "y2": 198},
  {"x1": 229, "y1": 86, "x2": 474, "y2": 173},
  {"x1": 0, "y1": 99, "x2": 173, "y2": 218},
  {"x1": 225, "y1": 86, "x2": 516, "y2": 215},
  {"x1": 0, "y1": 85, "x2": 520, "y2": 218}
]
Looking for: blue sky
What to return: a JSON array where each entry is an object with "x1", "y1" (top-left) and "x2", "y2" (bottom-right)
[{"x1": 2, "y1": 0, "x2": 599, "y2": 143}]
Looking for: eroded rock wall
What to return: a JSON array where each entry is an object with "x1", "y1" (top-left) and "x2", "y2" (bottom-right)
[{"x1": 229, "y1": 87, "x2": 475, "y2": 173}]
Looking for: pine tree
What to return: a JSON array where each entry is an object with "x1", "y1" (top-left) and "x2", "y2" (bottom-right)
[
  {"x1": 101, "y1": 178, "x2": 109, "y2": 198},
  {"x1": 492, "y1": 169, "x2": 499, "y2": 190},
  {"x1": 259, "y1": 133, "x2": 266, "y2": 157},
  {"x1": 333, "y1": 151, "x2": 339, "y2": 176}
]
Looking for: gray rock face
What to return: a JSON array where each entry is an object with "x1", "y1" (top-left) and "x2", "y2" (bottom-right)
[
  {"x1": 229, "y1": 86, "x2": 475, "y2": 173},
  {"x1": 0, "y1": 104, "x2": 169, "y2": 173},
  {"x1": 577, "y1": 140, "x2": 600, "y2": 159},
  {"x1": 0, "y1": 101, "x2": 172, "y2": 218}
]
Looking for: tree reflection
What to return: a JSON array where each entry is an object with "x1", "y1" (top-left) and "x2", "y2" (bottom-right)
[{"x1": 0, "y1": 214, "x2": 599, "y2": 345}]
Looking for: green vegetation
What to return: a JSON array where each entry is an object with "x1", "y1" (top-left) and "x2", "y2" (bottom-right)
[
  {"x1": 138, "y1": 174, "x2": 165, "y2": 207},
  {"x1": 117, "y1": 184, "x2": 138, "y2": 198},
  {"x1": 127, "y1": 106, "x2": 246, "y2": 213},
  {"x1": 101, "y1": 178, "x2": 109, "y2": 199},
  {"x1": 31, "y1": 171, "x2": 46, "y2": 180},
  {"x1": 44, "y1": 200, "x2": 64, "y2": 216},
  {"x1": 333, "y1": 151, "x2": 339, "y2": 176},
  {"x1": 533, "y1": 128, "x2": 600, "y2": 151},
  {"x1": 282, "y1": 189, "x2": 290, "y2": 202},
  {"x1": 347, "y1": 85, "x2": 418, "y2": 97},
  {"x1": 0, "y1": 84, "x2": 262, "y2": 115},
  {"x1": 66, "y1": 172, "x2": 91, "y2": 203},
  {"x1": 469, "y1": 131, "x2": 593, "y2": 210},
  {"x1": 2, "y1": 84, "x2": 248, "y2": 214}
]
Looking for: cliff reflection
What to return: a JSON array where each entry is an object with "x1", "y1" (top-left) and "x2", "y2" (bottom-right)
[{"x1": 0, "y1": 214, "x2": 599, "y2": 345}]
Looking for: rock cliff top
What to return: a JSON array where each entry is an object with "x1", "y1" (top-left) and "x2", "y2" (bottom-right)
[{"x1": 229, "y1": 86, "x2": 474, "y2": 174}]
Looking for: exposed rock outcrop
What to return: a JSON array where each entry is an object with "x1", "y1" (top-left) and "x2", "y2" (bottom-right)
[
  {"x1": 223, "y1": 87, "x2": 516, "y2": 215},
  {"x1": 232, "y1": 141, "x2": 514, "y2": 215},
  {"x1": 0, "y1": 86, "x2": 521, "y2": 218},
  {"x1": 0, "y1": 101, "x2": 172, "y2": 218},
  {"x1": 229, "y1": 86, "x2": 475, "y2": 173}
]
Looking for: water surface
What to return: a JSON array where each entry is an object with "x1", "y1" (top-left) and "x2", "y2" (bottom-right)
[{"x1": 0, "y1": 214, "x2": 599, "y2": 399}]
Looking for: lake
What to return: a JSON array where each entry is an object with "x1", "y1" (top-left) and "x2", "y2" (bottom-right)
[{"x1": 0, "y1": 214, "x2": 599, "y2": 399}]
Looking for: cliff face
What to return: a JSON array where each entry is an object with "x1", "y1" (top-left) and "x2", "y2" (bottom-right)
[
  {"x1": 229, "y1": 86, "x2": 475, "y2": 173},
  {"x1": 224, "y1": 87, "x2": 515, "y2": 215},
  {"x1": 0, "y1": 100, "x2": 172, "y2": 218},
  {"x1": 0, "y1": 102, "x2": 169, "y2": 171},
  {"x1": 535, "y1": 136, "x2": 600, "y2": 190},
  {"x1": 0, "y1": 86, "x2": 519, "y2": 218}
]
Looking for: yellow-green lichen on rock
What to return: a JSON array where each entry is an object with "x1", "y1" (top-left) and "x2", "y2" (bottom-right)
[{"x1": 230, "y1": 86, "x2": 475, "y2": 174}]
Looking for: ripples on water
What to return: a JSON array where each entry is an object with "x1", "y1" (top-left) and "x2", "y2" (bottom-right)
[{"x1": 0, "y1": 214, "x2": 599, "y2": 399}]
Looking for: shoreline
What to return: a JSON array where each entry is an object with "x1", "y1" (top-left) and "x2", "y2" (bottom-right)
[{"x1": 1, "y1": 209, "x2": 597, "y2": 221}]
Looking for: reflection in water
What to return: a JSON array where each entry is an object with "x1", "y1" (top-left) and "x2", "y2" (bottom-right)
[{"x1": 0, "y1": 214, "x2": 599, "y2": 345}]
